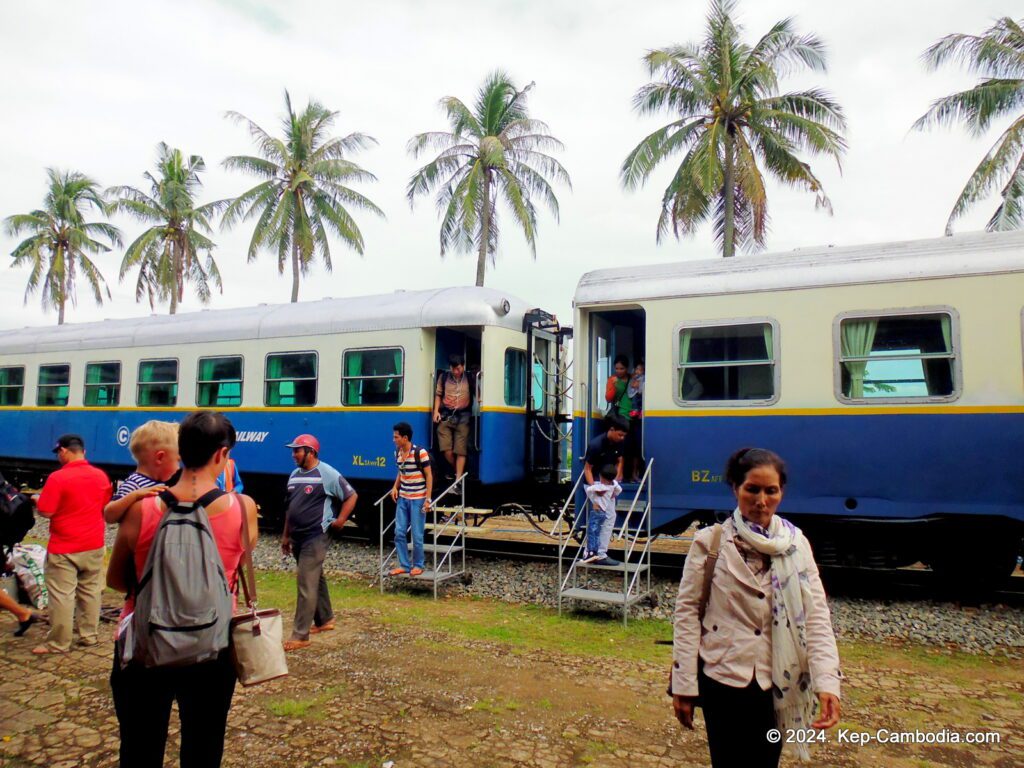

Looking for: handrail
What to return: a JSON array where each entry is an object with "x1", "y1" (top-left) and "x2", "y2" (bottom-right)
[
  {"x1": 551, "y1": 469, "x2": 586, "y2": 535},
  {"x1": 626, "y1": 536, "x2": 654, "y2": 596},
  {"x1": 617, "y1": 459, "x2": 653, "y2": 540},
  {"x1": 430, "y1": 473, "x2": 467, "y2": 539}
]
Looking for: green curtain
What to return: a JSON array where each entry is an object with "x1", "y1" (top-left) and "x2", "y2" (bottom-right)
[
  {"x1": 940, "y1": 315, "x2": 952, "y2": 353},
  {"x1": 679, "y1": 329, "x2": 693, "y2": 398},
  {"x1": 762, "y1": 325, "x2": 773, "y2": 360},
  {"x1": 841, "y1": 319, "x2": 878, "y2": 398},
  {"x1": 345, "y1": 351, "x2": 363, "y2": 404},
  {"x1": 266, "y1": 356, "x2": 284, "y2": 380}
]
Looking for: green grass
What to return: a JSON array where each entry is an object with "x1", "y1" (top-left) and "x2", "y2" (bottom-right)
[
  {"x1": 254, "y1": 570, "x2": 1009, "y2": 674},
  {"x1": 256, "y1": 570, "x2": 674, "y2": 664},
  {"x1": 264, "y1": 684, "x2": 347, "y2": 720}
]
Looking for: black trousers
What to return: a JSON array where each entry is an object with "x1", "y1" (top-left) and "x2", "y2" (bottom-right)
[
  {"x1": 110, "y1": 646, "x2": 237, "y2": 768},
  {"x1": 700, "y1": 665, "x2": 783, "y2": 767}
]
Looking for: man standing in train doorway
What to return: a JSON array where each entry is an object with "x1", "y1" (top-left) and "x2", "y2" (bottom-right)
[
  {"x1": 433, "y1": 354, "x2": 472, "y2": 480},
  {"x1": 281, "y1": 434, "x2": 358, "y2": 651}
]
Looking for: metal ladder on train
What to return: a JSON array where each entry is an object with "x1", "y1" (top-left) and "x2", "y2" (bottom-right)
[
  {"x1": 555, "y1": 460, "x2": 656, "y2": 625},
  {"x1": 378, "y1": 473, "x2": 469, "y2": 599}
]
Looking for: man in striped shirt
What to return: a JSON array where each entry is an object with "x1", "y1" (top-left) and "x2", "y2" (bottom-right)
[{"x1": 389, "y1": 422, "x2": 433, "y2": 576}]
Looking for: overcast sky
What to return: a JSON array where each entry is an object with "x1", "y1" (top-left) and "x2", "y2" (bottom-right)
[{"x1": 0, "y1": 0, "x2": 1013, "y2": 332}]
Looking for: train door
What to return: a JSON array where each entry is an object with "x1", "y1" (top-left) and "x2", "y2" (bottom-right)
[
  {"x1": 586, "y1": 308, "x2": 646, "y2": 461},
  {"x1": 525, "y1": 310, "x2": 572, "y2": 485},
  {"x1": 433, "y1": 327, "x2": 482, "y2": 479}
]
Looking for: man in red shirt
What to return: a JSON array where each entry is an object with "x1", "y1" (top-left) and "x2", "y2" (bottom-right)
[{"x1": 33, "y1": 434, "x2": 112, "y2": 654}]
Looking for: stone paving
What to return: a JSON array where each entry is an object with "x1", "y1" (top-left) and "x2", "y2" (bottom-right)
[{"x1": 1, "y1": 587, "x2": 1022, "y2": 767}]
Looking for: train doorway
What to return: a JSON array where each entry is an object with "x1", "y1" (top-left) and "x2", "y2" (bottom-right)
[
  {"x1": 433, "y1": 327, "x2": 482, "y2": 479},
  {"x1": 587, "y1": 308, "x2": 646, "y2": 463}
]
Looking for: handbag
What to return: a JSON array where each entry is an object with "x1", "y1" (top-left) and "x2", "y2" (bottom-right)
[
  {"x1": 667, "y1": 523, "x2": 722, "y2": 704},
  {"x1": 230, "y1": 501, "x2": 289, "y2": 686}
]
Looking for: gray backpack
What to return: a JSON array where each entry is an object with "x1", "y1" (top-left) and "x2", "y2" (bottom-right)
[{"x1": 120, "y1": 489, "x2": 234, "y2": 669}]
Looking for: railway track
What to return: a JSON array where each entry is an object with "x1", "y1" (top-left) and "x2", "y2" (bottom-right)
[{"x1": 345, "y1": 528, "x2": 1024, "y2": 606}]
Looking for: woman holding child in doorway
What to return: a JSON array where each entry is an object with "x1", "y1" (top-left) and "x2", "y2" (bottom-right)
[{"x1": 670, "y1": 448, "x2": 841, "y2": 766}]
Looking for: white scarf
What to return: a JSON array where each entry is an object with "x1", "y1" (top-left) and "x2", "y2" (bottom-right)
[{"x1": 732, "y1": 508, "x2": 817, "y2": 761}]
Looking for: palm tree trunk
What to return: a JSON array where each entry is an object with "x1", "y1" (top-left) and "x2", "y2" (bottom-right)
[
  {"x1": 170, "y1": 241, "x2": 180, "y2": 315},
  {"x1": 57, "y1": 246, "x2": 67, "y2": 325},
  {"x1": 476, "y1": 171, "x2": 491, "y2": 287},
  {"x1": 291, "y1": 239, "x2": 300, "y2": 302},
  {"x1": 722, "y1": 130, "x2": 736, "y2": 259}
]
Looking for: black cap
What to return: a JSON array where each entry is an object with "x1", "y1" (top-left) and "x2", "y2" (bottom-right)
[{"x1": 52, "y1": 434, "x2": 85, "y2": 454}]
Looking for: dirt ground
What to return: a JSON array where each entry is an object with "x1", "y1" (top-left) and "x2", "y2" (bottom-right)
[{"x1": 0, "y1": 571, "x2": 1021, "y2": 768}]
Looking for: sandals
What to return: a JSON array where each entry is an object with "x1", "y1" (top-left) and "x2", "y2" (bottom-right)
[
  {"x1": 13, "y1": 613, "x2": 39, "y2": 637},
  {"x1": 310, "y1": 621, "x2": 335, "y2": 635},
  {"x1": 283, "y1": 639, "x2": 311, "y2": 652}
]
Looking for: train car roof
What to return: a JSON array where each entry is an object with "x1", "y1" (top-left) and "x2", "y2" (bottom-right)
[
  {"x1": 0, "y1": 286, "x2": 532, "y2": 355},
  {"x1": 574, "y1": 230, "x2": 1024, "y2": 306}
]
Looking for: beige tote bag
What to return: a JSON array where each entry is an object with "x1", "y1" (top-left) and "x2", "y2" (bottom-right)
[{"x1": 230, "y1": 501, "x2": 289, "y2": 686}]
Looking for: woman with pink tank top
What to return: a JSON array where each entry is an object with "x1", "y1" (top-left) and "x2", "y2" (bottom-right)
[{"x1": 106, "y1": 412, "x2": 258, "y2": 768}]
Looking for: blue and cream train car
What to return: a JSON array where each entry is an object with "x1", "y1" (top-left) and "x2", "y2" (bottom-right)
[
  {"x1": 572, "y1": 231, "x2": 1024, "y2": 580},
  {"x1": 0, "y1": 286, "x2": 566, "y2": 529}
]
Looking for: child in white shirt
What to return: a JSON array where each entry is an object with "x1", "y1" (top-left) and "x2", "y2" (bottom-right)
[{"x1": 583, "y1": 464, "x2": 623, "y2": 566}]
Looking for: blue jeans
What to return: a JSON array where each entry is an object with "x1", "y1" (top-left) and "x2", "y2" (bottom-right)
[
  {"x1": 586, "y1": 507, "x2": 616, "y2": 558},
  {"x1": 395, "y1": 497, "x2": 426, "y2": 570}
]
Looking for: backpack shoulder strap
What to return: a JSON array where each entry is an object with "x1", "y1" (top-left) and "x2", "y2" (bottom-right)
[
  {"x1": 698, "y1": 523, "x2": 723, "y2": 621},
  {"x1": 411, "y1": 445, "x2": 425, "y2": 474},
  {"x1": 195, "y1": 488, "x2": 227, "y2": 510}
]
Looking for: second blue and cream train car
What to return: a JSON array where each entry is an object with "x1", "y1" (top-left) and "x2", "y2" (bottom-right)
[
  {"x1": 572, "y1": 231, "x2": 1024, "y2": 581},
  {"x1": 0, "y1": 286, "x2": 557, "y2": 529}
]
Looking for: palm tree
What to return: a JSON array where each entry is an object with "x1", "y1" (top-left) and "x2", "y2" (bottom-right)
[
  {"x1": 913, "y1": 17, "x2": 1024, "y2": 233},
  {"x1": 407, "y1": 70, "x2": 570, "y2": 286},
  {"x1": 221, "y1": 92, "x2": 384, "y2": 303},
  {"x1": 4, "y1": 169, "x2": 121, "y2": 324},
  {"x1": 109, "y1": 143, "x2": 224, "y2": 314},
  {"x1": 621, "y1": 0, "x2": 846, "y2": 257}
]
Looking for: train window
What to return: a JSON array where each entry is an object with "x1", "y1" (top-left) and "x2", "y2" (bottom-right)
[
  {"x1": 342, "y1": 348, "x2": 403, "y2": 406},
  {"x1": 37, "y1": 364, "x2": 71, "y2": 406},
  {"x1": 504, "y1": 349, "x2": 527, "y2": 407},
  {"x1": 84, "y1": 362, "x2": 121, "y2": 407},
  {"x1": 837, "y1": 311, "x2": 957, "y2": 402},
  {"x1": 0, "y1": 366, "x2": 25, "y2": 406},
  {"x1": 137, "y1": 359, "x2": 179, "y2": 407},
  {"x1": 197, "y1": 356, "x2": 243, "y2": 407},
  {"x1": 675, "y1": 321, "x2": 778, "y2": 404},
  {"x1": 266, "y1": 352, "x2": 317, "y2": 407}
]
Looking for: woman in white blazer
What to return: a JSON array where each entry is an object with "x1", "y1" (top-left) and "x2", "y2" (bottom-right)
[{"x1": 671, "y1": 448, "x2": 842, "y2": 766}]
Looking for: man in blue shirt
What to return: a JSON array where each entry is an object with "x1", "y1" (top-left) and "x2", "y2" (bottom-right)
[{"x1": 281, "y1": 434, "x2": 357, "y2": 651}]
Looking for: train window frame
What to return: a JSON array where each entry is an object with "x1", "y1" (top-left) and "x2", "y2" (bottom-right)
[
  {"x1": 265, "y1": 350, "x2": 318, "y2": 408},
  {"x1": 83, "y1": 360, "x2": 122, "y2": 407},
  {"x1": 504, "y1": 348, "x2": 528, "y2": 408},
  {"x1": 832, "y1": 306, "x2": 961, "y2": 405},
  {"x1": 196, "y1": 355, "x2": 245, "y2": 408},
  {"x1": 37, "y1": 363, "x2": 71, "y2": 407},
  {"x1": 136, "y1": 358, "x2": 180, "y2": 407},
  {"x1": 0, "y1": 365, "x2": 25, "y2": 406},
  {"x1": 341, "y1": 346, "x2": 405, "y2": 407},
  {"x1": 672, "y1": 318, "x2": 781, "y2": 407}
]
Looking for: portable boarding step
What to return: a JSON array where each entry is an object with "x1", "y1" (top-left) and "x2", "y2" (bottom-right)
[
  {"x1": 560, "y1": 588, "x2": 648, "y2": 606},
  {"x1": 377, "y1": 473, "x2": 470, "y2": 599},
  {"x1": 555, "y1": 460, "x2": 657, "y2": 625}
]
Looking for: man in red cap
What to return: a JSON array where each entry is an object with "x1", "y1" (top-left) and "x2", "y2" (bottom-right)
[
  {"x1": 281, "y1": 434, "x2": 357, "y2": 651},
  {"x1": 33, "y1": 433, "x2": 112, "y2": 654}
]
